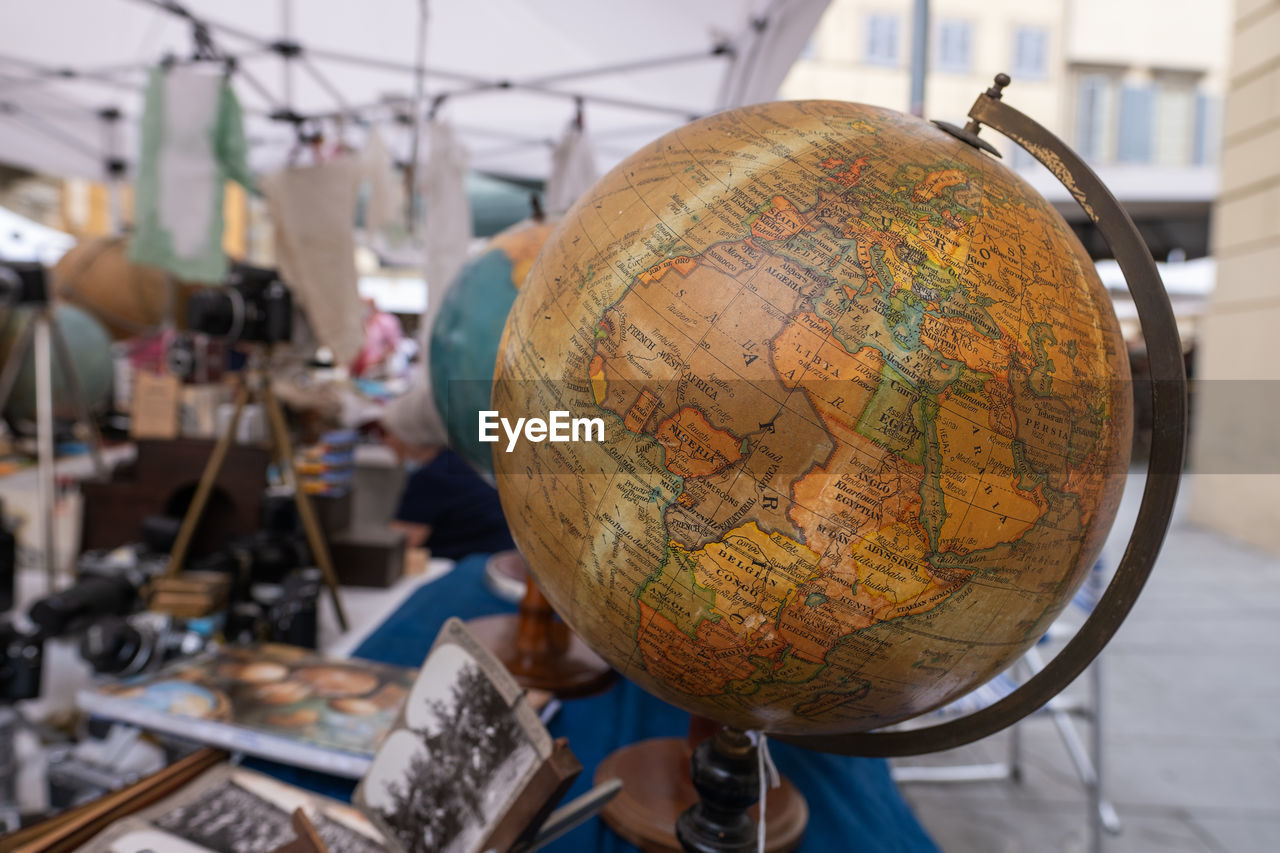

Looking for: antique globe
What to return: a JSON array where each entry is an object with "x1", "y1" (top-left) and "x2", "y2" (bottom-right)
[
  {"x1": 491, "y1": 100, "x2": 1133, "y2": 736},
  {"x1": 430, "y1": 217, "x2": 558, "y2": 475},
  {"x1": 0, "y1": 302, "x2": 113, "y2": 425}
]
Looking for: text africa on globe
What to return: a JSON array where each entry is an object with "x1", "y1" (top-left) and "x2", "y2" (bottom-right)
[{"x1": 491, "y1": 100, "x2": 1132, "y2": 736}]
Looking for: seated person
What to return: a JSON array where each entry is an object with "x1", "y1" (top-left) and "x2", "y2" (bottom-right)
[{"x1": 381, "y1": 388, "x2": 515, "y2": 560}]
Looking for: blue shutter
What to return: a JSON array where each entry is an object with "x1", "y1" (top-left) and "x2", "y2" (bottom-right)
[
  {"x1": 1192, "y1": 93, "x2": 1219, "y2": 166},
  {"x1": 1117, "y1": 85, "x2": 1153, "y2": 163},
  {"x1": 1075, "y1": 77, "x2": 1102, "y2": 160},
  {"x1": 866, "y1": 14, "x2": 899, "y2": 65},
  {"x1": 938, "y1": 21, "x2": 972, "y2": 72},
  {"x1": 1014, "y1": 28, "x2": 1047, "y2": 78}
]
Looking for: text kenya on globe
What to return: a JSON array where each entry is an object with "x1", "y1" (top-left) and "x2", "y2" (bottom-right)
[{"x1": 478, "y1": 410, "x2": 606, "y2": 452}]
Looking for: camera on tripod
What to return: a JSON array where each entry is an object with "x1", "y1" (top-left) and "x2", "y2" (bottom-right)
[
  {"x1": 186, "y1": 264, "x2": 292, "y2": 345},
  {"x1": 0, "y1": 261, "x2": 48, "y2": 308}
]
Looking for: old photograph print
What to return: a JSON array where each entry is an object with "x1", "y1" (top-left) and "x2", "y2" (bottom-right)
[
  {"x1": 151, "y1": 775, "x2": 383, "y2": 853},
  {"x1": 360, "y1": 639, "x2": 539, "y2": 853},
  {"x1": 86, "y1": 766, "x2": 384, "y2": 853}
]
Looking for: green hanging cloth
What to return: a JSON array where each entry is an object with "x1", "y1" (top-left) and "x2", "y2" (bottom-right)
[{"x1": 129, "y1": 64, "x2": 252, "y2": 282}]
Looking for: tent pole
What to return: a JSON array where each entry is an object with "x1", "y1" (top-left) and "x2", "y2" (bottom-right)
[
  {"x1": 280, "y1": 0, "x2": 294, "y2": 111},
  {"x1": 909, "y1": 0, "x2": 930, "y2": 117},
  {"x1": 406, "y1": 0, "x2": 428, "y2": 233},
  {"x1": 522, "y1": 47, "x2": 732, "y2": 87},
  {"x1": 99, "y1": 107, "x2": 125, "y2": 232}
]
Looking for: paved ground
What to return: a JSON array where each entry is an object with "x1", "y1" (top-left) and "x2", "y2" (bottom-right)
[{"x1": 893, "y1": 470, "x2": 1280, "y2": 853}]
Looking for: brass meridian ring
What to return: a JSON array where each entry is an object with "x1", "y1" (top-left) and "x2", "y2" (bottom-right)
[{"x1": 778, "y1": 76, "x2": 1188, "y2": 757}]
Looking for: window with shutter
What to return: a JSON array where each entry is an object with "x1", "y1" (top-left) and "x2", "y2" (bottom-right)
[
  {"x1": 1117, "y1": 85, "x2": 1154, "y2": 163},
  {"x1": 936, "y1": 19, "x2": 973, "y2": 74},
  {"x1": 865, "y1": 14, "x2": 900, "y2": 66},
  {"x1": 1012, "y1": 27, "x2": 1048, "y2": 80},
  {"x1": 1075, "y1": 73, "x2": 1118, "y2": 162}
]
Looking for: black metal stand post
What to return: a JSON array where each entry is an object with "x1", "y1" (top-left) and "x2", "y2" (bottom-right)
[{"x1": 675, "y1": 727, "x2": 760, "y2": 853}]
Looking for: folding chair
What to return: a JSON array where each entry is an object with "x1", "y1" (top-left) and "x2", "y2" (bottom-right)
[{"x1": 891, "y1": 561, "x2": 1121, "y2": 852}]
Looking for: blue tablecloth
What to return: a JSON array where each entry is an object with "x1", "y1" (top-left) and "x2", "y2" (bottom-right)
[{"x1": 256, "y1": 555, "x2": 939, "y2": 852}]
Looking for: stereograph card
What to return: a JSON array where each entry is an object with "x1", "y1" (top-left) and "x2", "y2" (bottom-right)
[{"x1": 353, "y1": 617, "x2": 565, "y2": 853}]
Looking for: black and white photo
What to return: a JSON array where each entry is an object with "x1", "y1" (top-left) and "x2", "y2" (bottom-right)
[{"x1": 356, "y1": 619, "x2": 552, "y2": 853}]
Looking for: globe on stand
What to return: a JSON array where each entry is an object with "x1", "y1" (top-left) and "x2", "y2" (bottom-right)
[
  {"x1": 429, "y1": 216, "x2": 614, "y2": 698},
  {"x1": 492, "y1": 76, "x2": 1185, "y2": 851}
]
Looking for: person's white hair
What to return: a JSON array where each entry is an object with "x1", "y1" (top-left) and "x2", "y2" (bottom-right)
[{"x1": 381, "y1": 379, "x2": 448, "y2": 449}]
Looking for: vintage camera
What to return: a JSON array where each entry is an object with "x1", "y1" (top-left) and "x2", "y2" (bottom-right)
[
  {"x1": 0, "y1": 261, "x2": 48, "y2": 308},
  {"x1": 263, "y1": 567, "x2": 321, "y2": 649},
  {"x1": 0, "y1": 620, "x2": 43, "y2": 703},
  {"x1": 79, "y1": 613, "x2": 211, "y2": 676},
  {"x1": 27, "y1": 549, "x2": 210, "y2": 676},
  {"x1": 166, "y1": 332, "x2": 227, "y2": 384},
  {"x1": 26, "y1": 549, "x2": 164, "y2": 639},
  {"x1": 187, "y1": 264, "x2": 292, "y2": 345},
  {"x1": 0, "y1": 498, "x2": 15, "y2": 614},
  {"x1": 192, "y1": 491, "x2": 311, "y2": 586}
]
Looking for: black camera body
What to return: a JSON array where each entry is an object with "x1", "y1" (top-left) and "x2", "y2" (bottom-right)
[
  {"x1": 0, "y1": 261, "x2": 49, "y2": 308},
  {"x1": 26, "y1": 549, "x2": 164, "y2": 640},
  {"x1": 0, "y1": 620, "x2": 43, "y2": 703},
  {"x1": 187, "y1": 264, "x2": 292, "y2": 345}
]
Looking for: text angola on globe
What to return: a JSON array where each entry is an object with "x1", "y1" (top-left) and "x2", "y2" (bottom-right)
[{"x1": 478, "y1": 410, "x2": 606, "y2": 452}]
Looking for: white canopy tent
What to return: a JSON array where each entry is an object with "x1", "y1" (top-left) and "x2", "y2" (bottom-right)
[
  {"x1": 0, "y1": 205, "x2": 75, "y2": 263},
  {"x1": 0, "y1": 0, "x2": 829, "y2": 185}
]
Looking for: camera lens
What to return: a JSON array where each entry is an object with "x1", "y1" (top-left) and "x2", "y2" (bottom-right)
[
  {"x1": 28, "y1": 574, "x2": 140, "y2": 637},
  {"x1": 80, "y1": 616, "x2": 147, "y2": 675},
  {"x1": 0, "y1": 262, "x2": 46, "y2": 307},
  {"x1": 187, "y1": 287, "x2": 244, "y2": 340},
  {"x1": 0, "y1": 267, "x2": 22, "y2": 308},
  {"x1": 166, "y1": 335, "x2": 196, "y2": 380}
]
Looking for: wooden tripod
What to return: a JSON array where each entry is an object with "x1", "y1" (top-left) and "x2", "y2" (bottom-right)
[{"x1": 163, "y1": 361, "x2": 348, "y2": 631}]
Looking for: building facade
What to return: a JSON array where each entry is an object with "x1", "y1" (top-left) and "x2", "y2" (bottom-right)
[
  {"x1": 1188, "y1": 0, "x2": 1280, "y2": 554},
  {"x1": 780, "y1": 0, "x2": 1232, "y2": 260}
]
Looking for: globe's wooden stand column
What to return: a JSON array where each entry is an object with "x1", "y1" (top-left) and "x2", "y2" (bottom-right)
[
  {"x1": 595, "y1": 717, "x2": 807, "y2": 853},
  {"x1": 467, "y1": 551, "x2": 615, "y2": 698}
]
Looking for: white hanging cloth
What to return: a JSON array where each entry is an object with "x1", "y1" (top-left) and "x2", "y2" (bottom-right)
[
  {"x1": 382, "y1": 119, "x2": 474, "y2": 451},
  {"x1": 361, "y1": 126, "x2": 403, "y2": 238},
  {"x1": 544, "y1": 121, "x2": 600, "y2": 217},
  {"x1": 419, "y1": 119, "x2": 473, "y2": 305},
  {"x1": 261, "y1": 155, "x2": 365, "y2": 366}
]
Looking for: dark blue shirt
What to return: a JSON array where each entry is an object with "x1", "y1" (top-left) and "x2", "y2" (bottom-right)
[{"x1": 394, "y1": 449, "x2": 515, "y2": 560}]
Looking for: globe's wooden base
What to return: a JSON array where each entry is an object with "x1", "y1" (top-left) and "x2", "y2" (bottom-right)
[
  {"x1": 594, "y1": 736, "x2": 807, "y2": 853},
  {"x1": 468, "y1": 554, "x2": 615, "y2": 699},
  {"x1": 468, "y1": 612, "x2": 615, "y2": 698},
  {"x1": 482, "y1": 549, "x2": 528, "y2": 603}
]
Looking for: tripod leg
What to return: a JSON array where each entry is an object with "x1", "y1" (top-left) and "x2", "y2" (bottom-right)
[
  {"x1": 260, "y1": 382, "x2": 349, "y2": 632},
  {"x1": 33, "y1": 313, "x2": 57, "y2": 587},
  {"x1": 165, "y1": 381, "x2": 250, "y2": 576},
  {"x1": 47, "y1": 312, "x2": 106, "y2": 478},
  {"x1": 0, "y1": 314, "x2": 37, "y2": 416}
]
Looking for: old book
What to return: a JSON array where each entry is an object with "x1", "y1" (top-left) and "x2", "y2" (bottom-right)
[
  {"x1": 76, "y1": 643, "x2": 415, "y2": 777},
  {"x1": 0, "y1": 748, "x2": 226, "y2": 853},
  {"x1": 78, "y1": 762, "x2": 384, "y2": 853},
  {"x1": 353, "y1": 618, "x2": 592, "y2": 853}
]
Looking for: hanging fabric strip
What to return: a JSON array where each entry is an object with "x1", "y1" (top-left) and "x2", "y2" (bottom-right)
[
  {"x1": 545, "y1": 120, "x2": 600, "y2": 216},
  {"x1": 129, "y1": 64, "x2": 251, "y2": 282}
]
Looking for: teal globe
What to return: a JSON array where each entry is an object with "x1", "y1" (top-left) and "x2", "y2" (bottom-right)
[
  {"x1": 0, "y1": 302, "x2": 113, "y2": 426},
  {"x1": 430, "y1": 218, "x2": 557, "y2": 474}
]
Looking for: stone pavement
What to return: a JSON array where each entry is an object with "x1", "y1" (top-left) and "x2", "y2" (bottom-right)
[{"x1": 893, "y1": 469, "x2": 1280, "y2": 852}]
